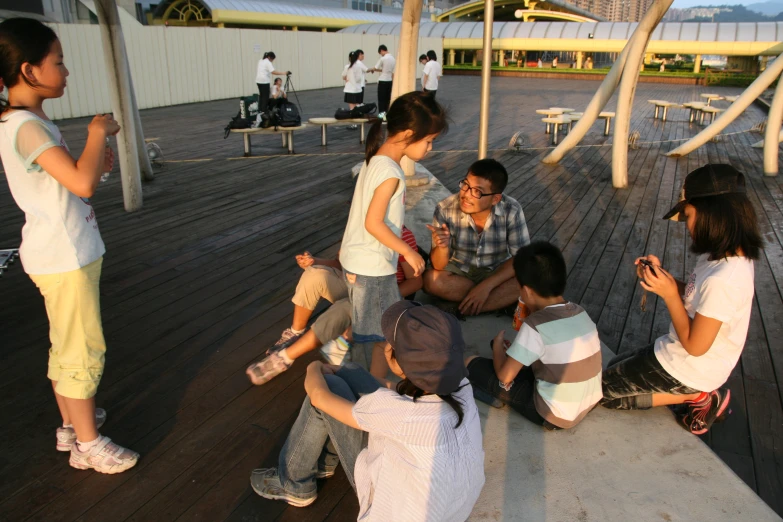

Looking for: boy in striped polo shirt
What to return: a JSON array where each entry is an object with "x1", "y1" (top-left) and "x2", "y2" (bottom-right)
[{"x1": 466, "y1": 241, "x2": 603, "y2": 429}]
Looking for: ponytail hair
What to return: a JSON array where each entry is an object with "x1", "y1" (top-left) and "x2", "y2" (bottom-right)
[
  {"x1": 0, "y1": 18, "x2": 59, "y2": 114},
  {"x1": 364, "y1": 90, "x2": 448, "y2": 164},
  {"x1": 396, "y1": 378, "x2": 465, "y2": 428},
  {"x1": 348, "y1": 51, "x2": 358, "y2": 68}
]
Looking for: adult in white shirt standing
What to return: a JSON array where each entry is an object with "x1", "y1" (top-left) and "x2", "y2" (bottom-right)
[
  {"x1": 368, "y1": 44, "x2": 395, "y2": 115},
  {"x1": 251, "y1": 301, "x2": 485, "y2": 521},
  {"x1": 422, "y1": 50, "x2": 442, "y2": 98},
  {"x1": 256, "y1": 51, "x2": 288, "y2": 112}
]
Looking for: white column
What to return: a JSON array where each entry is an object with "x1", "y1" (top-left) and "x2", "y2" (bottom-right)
[
  {"x1": 611, "y1": 0, "x2": 674, "y2": 188},
  {"x1": 478, "y1": 0, "x2": 494, "y2": 159},
  {"x1": 95, "y1": 0, "x2": 151, "y2": 211},
  {"x1": 391, "y1": 0, "x2": 424, "y2": 178}
]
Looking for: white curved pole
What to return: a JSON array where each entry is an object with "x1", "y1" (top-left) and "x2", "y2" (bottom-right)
[
  {"x1": 392, "y1": 0, "x2": 423, "y2": 177},
  {"x1": 667, "y1": 52, "x2": 783, "y2": 158},
  {"x1": 542, "y1": 0, "x2": 671, "y2": 166},
  {"x1": 764, "y1": 71, "x2": 783, "y2": 175},
  {"x1": 612, "y1": 0, "x2": 673, "y2": 188}
]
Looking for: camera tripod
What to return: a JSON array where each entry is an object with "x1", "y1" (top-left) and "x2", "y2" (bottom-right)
[{"x1": 284, "y1": 73, "x2": 304, "y2": 115}]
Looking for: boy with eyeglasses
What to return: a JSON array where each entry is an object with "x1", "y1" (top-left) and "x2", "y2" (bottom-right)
[{"x1": 424, "y1": 159, "x2": 529, "y2": 316}]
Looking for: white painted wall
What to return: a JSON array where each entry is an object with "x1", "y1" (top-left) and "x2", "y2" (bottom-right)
[{"x1": 43, "y1": 20, "x2": 442, "y2": 119}]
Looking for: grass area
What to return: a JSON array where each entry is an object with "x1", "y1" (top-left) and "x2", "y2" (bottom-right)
[{"x1": 444, "y1": 64, "x2": 704, "y2": 79}]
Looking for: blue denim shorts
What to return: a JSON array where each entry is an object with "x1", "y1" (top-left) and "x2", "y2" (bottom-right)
[{"x1": 343, "y1": 270, "x2": 400, "y2": 343}]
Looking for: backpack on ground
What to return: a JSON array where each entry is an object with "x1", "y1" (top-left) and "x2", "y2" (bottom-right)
[
  {"x1": 277, "y1": 100, "x2": 302, "y2": 127},
  {"x1": 334, "y1": 103, "x2": 377, "y2": 120}
]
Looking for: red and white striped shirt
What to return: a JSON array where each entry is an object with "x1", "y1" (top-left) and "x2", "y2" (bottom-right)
[{"x1": 396, "y1": 226, "x2": 418, "y2": 284}]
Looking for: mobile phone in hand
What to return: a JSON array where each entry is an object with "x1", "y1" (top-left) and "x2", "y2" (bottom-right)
[{"x1": 639, "y1": 259, "x2": 657, "y2": 276}]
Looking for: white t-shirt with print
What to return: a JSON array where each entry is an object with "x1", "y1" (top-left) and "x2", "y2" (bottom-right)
[
  {"x1": 256, "y1": 58, "x2": 275, "y2": 84},
  {"x1": 423, "y1": 60, "x2": 442, "y2": 90},
  {"x1": 655, "y1": 254, "x2": 755, "y2": 391},
  {"x1": 339, "y1": 155, "x2": 405, "y2": 276},
  {"x1": 375, "y1": 54, "x2": 396, "y2": 82},
  {"x1": 0, "y1": 111, "x2": 105, "y2": 275},
  {"x1": 343, "y1": 63, "x2": 363, "y2": 94},
  {"x1": 352, "y1": 380, "x2": 485, "y2": 522}
]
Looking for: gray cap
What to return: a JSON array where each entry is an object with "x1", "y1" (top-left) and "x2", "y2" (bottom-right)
[{"x1": 381, "y1": 300, "x2": 468, "y2": 395}]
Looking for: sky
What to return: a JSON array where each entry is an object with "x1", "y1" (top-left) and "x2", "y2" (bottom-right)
[{"x1": 671, "y1": 0, "x2": 764, "y2": 7}]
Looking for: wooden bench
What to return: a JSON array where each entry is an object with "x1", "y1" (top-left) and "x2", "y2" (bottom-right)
[
  {"x1": 308, "y1": 118, "x2": 373, "y2": 146},
  {"x1": 230, "y1": 125, "x2": 308, "y2": 156}
]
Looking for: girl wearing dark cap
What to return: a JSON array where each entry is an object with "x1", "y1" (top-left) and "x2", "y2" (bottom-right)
[
  {"x1": 601, "y1": 164, "x2": 763, "y2": 435},
  {"x1": 251, "y1": 301, "x2": 485, "y2": 521}
]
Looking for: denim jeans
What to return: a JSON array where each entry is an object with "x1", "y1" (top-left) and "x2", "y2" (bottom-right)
[
  {"x1": 277, "y1": 363, "x2": 381, "y2": 499},
  {"x1": 343, "y1": 270, "x2": 400, "y2": 344},
  {"x1": 467, "y1": 357, "x2": 545, "y2": 426},
  {"x1": 601, "y1": 344, "x2": 700, "y2": 410}
]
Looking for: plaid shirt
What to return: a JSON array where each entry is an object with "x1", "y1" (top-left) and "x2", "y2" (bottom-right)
[{"x1": 432, "y1": 194, "x2": 530, "y2": 272}]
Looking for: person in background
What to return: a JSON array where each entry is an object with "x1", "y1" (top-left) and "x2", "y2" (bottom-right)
[
  {"x1": 551, "y1": 56, "x2": 558, "y2": 69},
  {"x1": 256, "y1": 51, "x2": 289, "y2": 112},
  {"x1": 369, "y1": 44, "x2": 395, "y2": 118},
  {"x1": 271, "y1": 77, "x2": 286, "y2": 100},
  {"x1": 422, "y1": 50, "x2": 442, "y2": 98},
  {"x1": 354, "y1": 49, "x2": 368, "y2": 105}
]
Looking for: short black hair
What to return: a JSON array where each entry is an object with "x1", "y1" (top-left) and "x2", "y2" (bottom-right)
[
  {"x1": 427, "y1": 50, "x2": 437, "y2": 61},
  {"x1": 378, "y1": 44, "x2": 387, "y2": 52},
  {"x1": 468, "y1": 158, "x2": 508, "y2": 193},
  {"x1": 689, "y1": 193, "x2": 762, "y2": 261},
  {"x1": 419, "y1": 54, "x2": 427, "y2": 61},
  {"x1": 513, "y1": 241, "x2": 567, "y2": 298},
  {"x1": 265, "y1": 51, "x2": 276, "y2": 60}
]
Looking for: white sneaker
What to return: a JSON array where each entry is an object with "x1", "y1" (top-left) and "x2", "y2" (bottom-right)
[
  {"x1": 319, "y1": 336, "x2": 352, "y2": 366},
  {"x1": 69, "y1": 435, "x2": 139, "y2": 474},
  {"x1": 55, "y1": 408, "x2": 107, "y2": 452}
]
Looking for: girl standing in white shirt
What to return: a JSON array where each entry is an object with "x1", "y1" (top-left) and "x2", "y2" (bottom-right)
[
  {"x1": 342, "y1": 51, "x2": 363, "y2": 109},
  {"x1": 339, "y1": 91, "x2": 447, "y2": 378},
  {"x1": 0, "y1": 18, "x2": 138, "y2": 473},
  {"x1": 602, "y1": 164, "x2": 763, "y2": 435}
]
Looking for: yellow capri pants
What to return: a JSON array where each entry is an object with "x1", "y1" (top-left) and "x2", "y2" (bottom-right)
[{"x1": 29, "y1": 257, "x2": 107, "y2": 400}]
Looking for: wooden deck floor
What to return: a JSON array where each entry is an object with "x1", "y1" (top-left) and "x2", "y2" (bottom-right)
[{"x1": 1, "y1": 76, "x2": 782, "y2": 521}]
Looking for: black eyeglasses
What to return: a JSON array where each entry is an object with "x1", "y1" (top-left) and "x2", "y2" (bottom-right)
[{"x1": 459, "y1": 179, "x2": 500, "y2": 199}]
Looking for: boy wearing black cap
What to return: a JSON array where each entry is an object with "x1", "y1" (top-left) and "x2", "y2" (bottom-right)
[
  {"x1": 601, "y1": 164, "x2": 762, "y2": 436},
  {"x1": 466, "y1": 241, "x2": 603, "y2": 429},
  {"x1": 251, "y1": 301, "x2": 485, "y2": 521}
]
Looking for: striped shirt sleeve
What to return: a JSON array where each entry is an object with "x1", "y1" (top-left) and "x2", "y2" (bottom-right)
[
  {"x1": 353, "y1": 389, "x2": 406, "y2": 439},
  {"x1": 397, "y1": 226, "x2": 418, "y2": 265},
  {"x1": 506, "y1": 323, "x2": 544, "y2": 366},
  {"x1": 506, "y1": 203, "x2": 530, "y2": 255}
]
